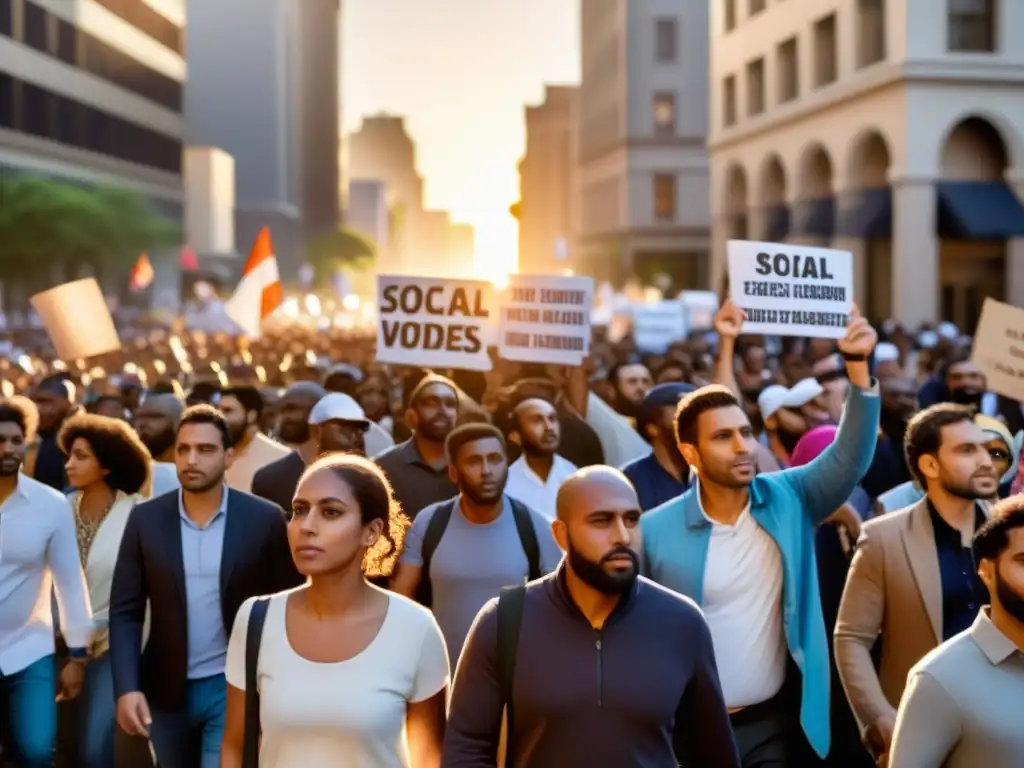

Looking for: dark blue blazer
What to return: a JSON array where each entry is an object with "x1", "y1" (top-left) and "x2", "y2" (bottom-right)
[{"x1": 108, "y1": 488, "x2": 303, "y2": 709}]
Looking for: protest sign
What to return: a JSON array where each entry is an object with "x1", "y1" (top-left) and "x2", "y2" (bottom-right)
[
  {"x1": 498, "y1": 275, "x2": 592, "y2": 365},
  {"x1": 727, "y1": 240, "x2": 852, "y2": 338},
  {"x1": 376, "y1": 275, "x2": 495, "y2": 371},
  {"x1": 971, "y1": 298, "x2": 1024, "y2": 401},
  {"x1": 631, "y1": 301, "x2": 687, "y2": 353},
  {"x1": 30, "y1": 278, "x2": 121, "y2": 360}
]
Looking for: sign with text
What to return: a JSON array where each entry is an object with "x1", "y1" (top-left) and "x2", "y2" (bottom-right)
[
  {"x1": 376, "y1": 275, "x2": 496, "y2": 371},
  {"x1": 30, "y1": 278, "x2": 121, "y2": 360},
  {"x1": 728, "y1": 240, "x2": 852, "y2": 338},
  {"x1": 498, "y1": 275, "x2": 593, "y2": 365},
  {"x1": 631, "y1": 301, "x2": 687, "y2": 353},
  {"x1": 971, "y1": 298, "x2": 1024, "y2": 401}
]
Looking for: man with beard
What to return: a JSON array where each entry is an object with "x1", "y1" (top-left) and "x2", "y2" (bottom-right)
[
  {"x1": 757, "y1": 377, "x2": 830, "y2": 466},
  {"x1": 391, "y1": 423, "x2": 561, "y2": 667},
  {"x1": 250, "y1": 382, "x2": 327, "y2": 512},
  {"x1": 109, "y1": 405, "x2": 301, "y2": 768},
  {"x1": 375, "y1": 375, "x2": 460, "y2": 519},
  {"x1": 443, "y1": 467, "x2": 739, "y2": 767},
  {"x1": 505, "y1": 397, "x2": 577, "y2": 521},
  {"x1": 642, "y1": 307, "x2": 881, "y2": 766},
  {"x1": 606, "y1": 361, "x2": 653, "y2": 425},
  {"x1": 217, "y1": 385, "x2": 289, "y2": 492},
  {"x1": 888, "y1": 499, "x2": 1024, "y2": 767},
  {"x1": 621, "y1": 383, "x2": 694, "y2": 511},
  {"x1": 835, "y1": 403, "x2": 997, "y2": 766},
  {"x1": 0, "y1": 400, "x2": 93, "y2": 767},
  {"x1": 133, "y1": 392, "x2": 185, "y2": 497}
]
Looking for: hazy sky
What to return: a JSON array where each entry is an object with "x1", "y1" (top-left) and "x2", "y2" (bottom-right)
[{"x1": 342, "y1": 0, "x2": 580, "y2": 278}]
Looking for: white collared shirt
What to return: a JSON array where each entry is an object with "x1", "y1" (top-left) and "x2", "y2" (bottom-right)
[
  {"x1": 505, "y1": 454, "x2": 578, "y2": 522},
  {"x1": 0, "y1": 474, "x2": 93, "y2": 673},
  {"x1": 697, "y1": 483, "x2": 788, "y2": 709}
]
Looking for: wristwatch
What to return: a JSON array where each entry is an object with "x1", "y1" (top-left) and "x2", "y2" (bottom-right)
[{"x1": 68, "y1": 647, "x2": 89, "y2": 661}]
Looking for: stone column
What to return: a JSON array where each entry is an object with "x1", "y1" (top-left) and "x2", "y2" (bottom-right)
[
  {"x1": 711, "y1": 215, "x2": 729, "y2": 294},
  {"x1": 1005, "y1": 172, "x2": 1024, "y2": 306},
  {"x1": 831, "y1": 235, "x2": 868, "y2": 309},
  {"x1": 890, "y1": 178, "x2": 939, "y2": 327}
]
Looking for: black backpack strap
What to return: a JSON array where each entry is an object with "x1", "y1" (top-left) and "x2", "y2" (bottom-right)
[
  {"x1": 508, "y1": 498, "x2": 542, "y2": 581},
  {"x1": 414, "y1": 498, "x2": 457, "y2": 607},
  {"x1": 496, "y1": 585, "x2": 527, "y2": 767},
  {"x1": 242, "y1": 597, "x2": 271, "y2": 768}
]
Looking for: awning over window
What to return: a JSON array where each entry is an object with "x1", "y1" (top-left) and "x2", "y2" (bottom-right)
[
  {"x1": 790, "y1": 197, "x2": 835, "y2": 238},
  {"x1": 837, "y1": 187, "x2": 891, "y2": 238},
  {"x1": 762, "y1": 204, "x2": 790, "y2": 241},
  {"x1": 937, "y1": 181, "x2": 1024, "y2": 240}
]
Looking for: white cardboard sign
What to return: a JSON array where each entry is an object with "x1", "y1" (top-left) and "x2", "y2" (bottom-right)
[
  {"x1": 376, "y1": 275, "x2": 496, "y2": 371},
  {"x1": 498, "y1": 275, "x2": 593, "y2": 365},
  {"x1": 631, "y1": 301, "x2": 687, "y2": 353},
  {"x1": 728, "y1": 240, "x2": 852, "y2": 338},
  {"x1": 971, "y1": 298, "x2": 1024, "y2": 402},
  {"x1": 30, "y1": 278, "x2": 121, "y2": 360}
]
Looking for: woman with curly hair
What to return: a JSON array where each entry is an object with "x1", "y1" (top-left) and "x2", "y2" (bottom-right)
[
  {"x1": 58, "y1": 412, "x2": 151, "y2": 768},
  {"x1": 220, "y1": 454, "x2": 448, "y2": 768}
]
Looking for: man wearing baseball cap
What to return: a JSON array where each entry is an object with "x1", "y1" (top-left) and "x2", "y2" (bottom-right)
[{"x1": 758, "y1": 378, "x2": 830, "y2": 467}]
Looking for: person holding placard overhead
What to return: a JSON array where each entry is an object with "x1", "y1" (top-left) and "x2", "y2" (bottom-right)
[{"x1": 641, "y1": 306, "x2": 881, "y2": 766}]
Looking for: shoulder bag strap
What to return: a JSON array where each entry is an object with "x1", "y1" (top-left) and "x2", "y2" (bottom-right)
[
  {"x1": 509, "y1": 499, "x2": 542, "y2": 581},
  {"x1": 496, "y1": 585, "x2": 527, "y2": 767},
  {"x1": 242, "y1": 597, "x2": 271, "y2": 768},
  {"x1": 414, "y1": 498, "x2": 457, "y2": 606}
]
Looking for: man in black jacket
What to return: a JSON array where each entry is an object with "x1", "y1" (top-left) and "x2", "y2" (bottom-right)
[
  {"x1": 443, "y1": 466, "x2": 739, "y2": 767},
  {"x1": 109, "y1": 405, "x2": 302, "y2": 768}
]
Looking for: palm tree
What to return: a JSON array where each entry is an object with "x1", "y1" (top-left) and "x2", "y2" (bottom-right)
[{"x1": 306, "y1": 226, "x2": 378, "y2": 287}]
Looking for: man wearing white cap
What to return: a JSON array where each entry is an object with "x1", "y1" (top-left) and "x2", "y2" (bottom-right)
[{"x1": 757, "y1": 378, "x2": 830, "y2": 466}]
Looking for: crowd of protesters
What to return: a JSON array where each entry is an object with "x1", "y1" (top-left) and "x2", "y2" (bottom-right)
[{"x1": 0, "y1": 305, "x2": 1022, "y2": 767}]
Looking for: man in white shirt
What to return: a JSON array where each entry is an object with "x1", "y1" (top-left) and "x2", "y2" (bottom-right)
[
  {"x1": 216, "y1": 385, "x2": 289, "y2": 491},
  {"x1": 505, "y1": 397, "x2": 577, "y2": 521},
  {"x1": 0, "y1": 399, "x2": 93, "y2": 766}
]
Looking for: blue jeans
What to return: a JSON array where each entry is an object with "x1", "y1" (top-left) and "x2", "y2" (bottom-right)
[
  {"x1": 0, "y1": 654, "x2": 57, "y2": 767},
  {"x1": 78, "y1": 653, "x2": 115, "y2": 768},
  {"x1": 148, "y1": 674, "x2": 226, "y2": 768}
]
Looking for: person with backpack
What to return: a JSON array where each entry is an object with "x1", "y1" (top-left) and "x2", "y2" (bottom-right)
[
  {"x1": 391, "y1": 423, "x2": 562, "y2": 668},
  {"x1": 442, "y1": 466, "x2": 739, "y2": 767}
]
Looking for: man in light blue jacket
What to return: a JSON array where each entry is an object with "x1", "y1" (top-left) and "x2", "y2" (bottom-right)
[{"x1": 642, "y1": 303, "x2": 880, "y2": 766}]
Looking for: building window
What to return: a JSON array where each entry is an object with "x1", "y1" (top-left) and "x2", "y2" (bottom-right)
[
  {"x1": 777, "y1": 37, "x2": 799, "y2": 102},
  {"x1": 948, "y1": 0, "x2": 995, "y2": 52},
  {"x1": 653, "y1": 92, "x2": 676, "y2": 136},
  {"x1": 22, "y1": 82, "x2": 53, "y2": 138},
  {"x1": 0, "y1": 0, "x2": 12, "y2": 37},
  {"x1": 56, "y1": 18, "x2": 77, "y2": 65},
  {"x1": 0, "y1": 74, "x2": 13, "y2": 128},
  {"x1": 746, "y1": 57, "x2": 765, "y2": 115},
  {"x1": 655, "y1": 18, "x2": 677, "y2": 62},
  {"x1": 723, "y1": 75, "x2": 737, "y2": 126},
  {"x1": 856, "y1": 0, "x2": 886, "y2": 67},
  {"x1": 654, "y1": 174, "x2": 676, "y2": 220},
  {"x1": 813, "y1": 14, "x2": 838, "y2": 87},
  {"x1": 23, "y1": 1, "x2": 47, "y2": 52},
  {"x1": 724, "y1": 0, "x2": 737, "y2": 31},
  {"x1": 749, "y1": 0, "x2": 766, "y2": 15}
]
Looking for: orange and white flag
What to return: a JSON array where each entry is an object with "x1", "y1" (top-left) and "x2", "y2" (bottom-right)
[
  {"x1": 129, "y1": 253, "x2": 154, "y2": 291},
  {"x1": 225, "y1": 227, "x2": 283, "y2": 337}
]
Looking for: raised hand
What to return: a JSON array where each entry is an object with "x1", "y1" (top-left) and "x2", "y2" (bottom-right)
[
  {"x1": 713, "y1": 299, "x2": 747, "y2": 340},
  {"x1": 837, "y1": 304, "x2": 878, "y2": 359}
]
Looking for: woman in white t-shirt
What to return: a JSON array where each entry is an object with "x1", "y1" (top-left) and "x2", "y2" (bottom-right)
[{"x1": 220, "y1": 453, "x2": 449, "y2": 768}]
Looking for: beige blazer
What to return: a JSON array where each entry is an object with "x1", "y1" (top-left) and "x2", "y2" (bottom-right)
[{"x1": 834, "y1": 498, "x2": 988, "y2": 737}]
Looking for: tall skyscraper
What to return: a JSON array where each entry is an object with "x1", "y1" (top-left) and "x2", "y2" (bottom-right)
[
  {"x1": 516, "y1": 85, "x2": 577, "y2": 275},
  {"x1": 709, "y1": 0, "x2": 1024, "y2": 328},
  {"x1": 0, "y1": 0, "x2": 185, "y2": 215},
  {"x1": 185, "y1": 0, "x2": 340, "y2": 281},
  {"x1": 576, "y1": 0, "x2": 711, "y2": 290}
]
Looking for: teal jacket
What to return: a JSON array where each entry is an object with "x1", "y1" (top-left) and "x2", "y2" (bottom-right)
[{"x1": 640, "y1": 384, "x2": 880, "y2": 758}]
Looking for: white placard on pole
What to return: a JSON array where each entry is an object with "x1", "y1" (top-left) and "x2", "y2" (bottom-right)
[
  {"x1": 376, "y1": 275, "x2": 495, "y2": 371},
  {"x1": 971, "y1": 298, "x2": 1024, "y2": 402},
  {"x1": 498, "y1": 274, "x2": 592, "y2": 365},
  {"x1": 631, "y1": 301, "x2": 687, "y2": 353},
  {"x1": 30, "y1": 278, "x2": 121, "y2": 360},
  {"x1": 727, "y1": 240, "x2": 852, "y2": 338}
]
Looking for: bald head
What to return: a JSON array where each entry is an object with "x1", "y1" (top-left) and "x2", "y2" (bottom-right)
[{"x1": 556, "y1": 466, "x2": 639, "y2": 523}]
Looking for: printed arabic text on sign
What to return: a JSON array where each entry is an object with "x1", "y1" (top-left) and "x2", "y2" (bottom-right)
[
  {"x1": 727, "y1": 240, "x2": 853, "y2": 339},
  {"x1": 375, "y1": 275, "x2": 496, "y2": 371},
  {"x1": 498, "y1": 275, "x2": 593, "y2": 365},
  {"x1": 971, "y1": 298, "x2": 1024, "y2": 402}
]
